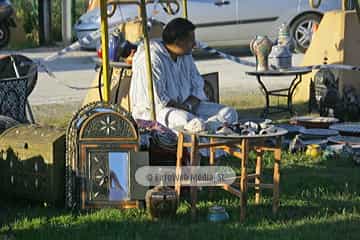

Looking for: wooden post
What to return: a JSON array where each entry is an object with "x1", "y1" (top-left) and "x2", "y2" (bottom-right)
[
  {"x1": 240, "y1": 139, "x2": 249, "y2": 221},
  {"x1": 175, "y1": 132, "x2": 184, "y2": 199},
  {"x1": 255, "y1": 148, "x2": 263, "y2": 204},
  {"x1": 209, "y1": 137, "x2": 215, "y2": 165},
  {"x1": 190, "y1": 134, "x2": 199, "y2": 219},
  {"x1": 208, "y1": 137, "x2": 215, "y2": 199},
  {"x1": 272, "y1": 139, "x2": 281, "y2": 214}
]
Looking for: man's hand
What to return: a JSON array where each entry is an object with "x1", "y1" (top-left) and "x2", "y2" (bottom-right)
[
  {"x1": 184, "y1": 95, "x2": 200, "y2": 114},
  {"x1": 166, "y1": 99, "x2": 191, "y2": 112}
]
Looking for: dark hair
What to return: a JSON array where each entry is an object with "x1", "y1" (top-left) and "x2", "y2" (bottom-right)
[{"x1": 162, "y1": 18, "x2": 196, "y2": 44}]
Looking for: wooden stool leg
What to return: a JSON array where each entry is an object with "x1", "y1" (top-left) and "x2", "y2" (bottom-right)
[
  {"x1": 190, "y1": 134, "x2": 199, "y2": 219},
  {"x1": 255, "y1": 148, "x2": 263, "y2": 205},
  {"x1": 272, "y1": 146, "x2": 281, "y2": 214},
  {"x1": 209, "y1": 137, "x2": 215, "y2": 199},
  {"x1": 175, "y1": 132, "x2": 184, "y2": 199},
  {"x1": 240, "y1": 139, "x2": 249, "y2": 221},
  {"x1": 209, "y1": 137, "x2": 215, "y2": 165}
]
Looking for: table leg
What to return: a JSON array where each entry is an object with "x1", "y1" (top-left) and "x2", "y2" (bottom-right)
[
  {"x1": 209, "y1": 137, "x2": 215, "y2": 165},
  {"x1": 272, "y1": 140, "x2": 281, "y2": 214},
  {"x1": 240, "y1": 139, "x2": 249, "y2": 221},
  {"x1": 255, "y1": 148, "x2": 263, "y2": 205},
  {"x1": 288, "y1": 74, "x2": 302, "y2": 115},
  {"x1": 256, "y1": 75, "x2": 270, "y2": 117},
  {"x1": 175, "y1": 132, "x2": 184, "y2": 199},
  {"x1": 190, "y1": 134, "x2": 199, "y2": 219},
  {"x1": 209, "y1": 137, "x2": 215, "y2": 199}
]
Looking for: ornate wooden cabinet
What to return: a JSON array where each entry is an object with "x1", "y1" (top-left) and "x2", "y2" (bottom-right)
[{"x1": 66, "y1": 102, "x2": 148, "y2": 209}]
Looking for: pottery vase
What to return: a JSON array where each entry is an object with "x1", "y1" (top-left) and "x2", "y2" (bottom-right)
[
  {"x1": 208, "y1": 206, "x2": 229, "y2": 222},
  {"x1": 278, "y1": 23, "x2": 294, "y2": 51},
  {"x1": 306, "y1": 144, "x2": 321, "y2": 158},
  {"x1": 269, "y1": 44, "x2": 292, "y2": 69},
  {"x1": 145, "y1": 185, "x2": 178, "y2": 219},
  {"x1": 250, "y1": 36, "x2": 273, "y2": 71}
]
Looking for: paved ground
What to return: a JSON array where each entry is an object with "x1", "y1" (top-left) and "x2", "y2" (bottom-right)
[{"x1": 0, "y1": 47, "x2": 304, "y2": 105}]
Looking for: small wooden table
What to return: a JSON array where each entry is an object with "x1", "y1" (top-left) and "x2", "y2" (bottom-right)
[
  {"x1": 246, "y1": 67, "x2": 312, "y2": 117},
  {"x1": 175, "y1": 129, "x2": 287, "y2": 221}
]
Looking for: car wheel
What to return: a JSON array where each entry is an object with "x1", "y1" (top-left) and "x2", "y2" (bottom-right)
[
  {"x1": 0, "y1": 23, "x2": 10, "y2": 48},
  {"x1": 290, "y1": 13, "x2": 322, "y2": 53}
]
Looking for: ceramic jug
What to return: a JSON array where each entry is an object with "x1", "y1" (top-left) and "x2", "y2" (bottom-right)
[
  {"x1": 250, "y1": 35, "x2": 273, "y2": 71},
  {"x1": 208, "y1": 206, "x2": 229, "y2": 222},
  {"x1": 306, "y1": 144, "x2": 321, "y2": 158},
  {"x1": 145, "y1": 185, "x2": 178, "y2": 219},
  {"x1": 269, "y1": 44, "x2": 292, "y2": 69}
]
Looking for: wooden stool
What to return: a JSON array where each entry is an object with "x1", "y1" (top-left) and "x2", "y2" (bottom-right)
[{"x1": 175, "y1": 130, "x2": 286, "y2": 221}]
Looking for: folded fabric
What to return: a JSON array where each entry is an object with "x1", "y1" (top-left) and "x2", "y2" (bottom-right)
[
  {"x1": 216, "y1": 126, "x2": 235, "y2": 135},
  {"x1": 205, "y1": 119, "x2": 223, "y2": 134},
  {"x1": 184, "y1": 118, "x2": 206, "y2": 133}
]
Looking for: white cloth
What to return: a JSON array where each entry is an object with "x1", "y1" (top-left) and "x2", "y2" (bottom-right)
[{"x1": 130, "y1": 40, "x2": 238, "y2": 128}]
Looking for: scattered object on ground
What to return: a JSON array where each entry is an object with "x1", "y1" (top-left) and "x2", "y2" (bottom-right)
[
  {"x1": 208, "y1": 206, "x2": 229, "y2": 222},
  {"x1": 322, "y1": 143, "x2": 360, "y2": 163},
  {"x1": 290, "y1": 116, "x2": 339, "y2": 128},
  {"x1": 145, "y1": 185, "x2": 178, "y2": 219},
  {"x1": 329, "y1": 122, "x2": 360, "y2": 136},
  {"x1": 299, "y1": 128, "x2": 339, "y2": 139},
  {"x1": 276, "y1": 124, "x2": 305, "y2": 138},
  {"x1": 305, "y1": 144, "x2": 322, "y2": 158},
  {"x1": 327, "y1": 135, "x2": 360, "y2": 145},
  {"x1": 289, "y1": 134, "x2": 305, "y2": 153}
]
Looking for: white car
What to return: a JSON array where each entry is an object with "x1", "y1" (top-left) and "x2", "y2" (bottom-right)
[{"x1": 74, "y1": 0, "x2": 342, "y2": 53}]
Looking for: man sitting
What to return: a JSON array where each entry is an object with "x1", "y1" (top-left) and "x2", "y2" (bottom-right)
[{"x1": 130, "y1": 18, "x2": 238, "y2": 129}]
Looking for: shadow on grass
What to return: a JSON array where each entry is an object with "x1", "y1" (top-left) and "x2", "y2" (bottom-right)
[
  {"x1": 5, "y1": 202, "x2": 360, "y2": 240},
  {"x1": 2, "y1": 154, "x2": 360, "y2": 239},
  {"x1": 3, "y1": 99, "x2": 360, "y2": 239}
]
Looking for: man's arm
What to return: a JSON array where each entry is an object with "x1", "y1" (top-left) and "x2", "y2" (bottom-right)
[
  {"x1": 166, "y1": 99, "x2": 191, "y2": 112},
  {"x1": 189, "y1": 56, "x2": 208, "y2": 101},
  {"x1": 183, "y1": 95, "x2": 200, "y2": 113}
]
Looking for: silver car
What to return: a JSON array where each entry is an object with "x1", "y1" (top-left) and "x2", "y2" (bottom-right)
[{"x1": 74, "y1": 0, "x2": 341, "y2": 53}]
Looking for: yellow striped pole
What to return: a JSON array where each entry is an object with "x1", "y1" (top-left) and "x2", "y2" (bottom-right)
[
  {"x1": 140, "y1": 0, "x2": 156, "y2": 120},
  {"x1": 182, "y1": 0, "x2": 188, "y2": 19},
  {"x1": 100, "y1": 0, "x2": 110, "y2": 102}
]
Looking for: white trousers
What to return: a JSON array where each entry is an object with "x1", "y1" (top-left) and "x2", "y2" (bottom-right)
[{"x1": 157, "y1": 101, "x2": 238, "y2": 129}]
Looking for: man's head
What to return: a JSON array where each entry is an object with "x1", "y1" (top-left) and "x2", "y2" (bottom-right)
[{"x1": 162, "y1": 18, "x2": 196, "y2": 57}]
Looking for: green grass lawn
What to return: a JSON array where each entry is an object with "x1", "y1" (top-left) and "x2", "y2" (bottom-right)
[{"x1": 1, "y1": 98, "x2": 359, "y2": 239}]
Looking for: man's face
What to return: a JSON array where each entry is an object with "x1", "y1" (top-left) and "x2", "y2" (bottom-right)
[{"x1": 174, "y1": 31, "x2": 196, "y2": 56}]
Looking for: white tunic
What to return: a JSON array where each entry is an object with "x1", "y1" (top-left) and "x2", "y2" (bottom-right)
[
  {"x1": 130, "y1": 40, "x2": 238, "y2": 128},
  {"x1": 130, "y1": 40, "x2": 207, "y2": 117}
]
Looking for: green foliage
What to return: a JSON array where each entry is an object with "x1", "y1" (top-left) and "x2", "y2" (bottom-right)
[
  {"x1": 12, "y1": 0, "x2": 39, "y2": 44},
  {"x1": 50, "y1": 0, "x2": 88, "y2": 42},
  {"x1": 11, "y1": 0, "x2": 88, "y2": 46}
]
